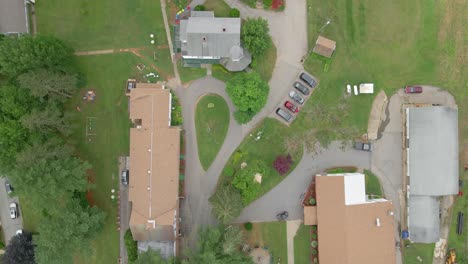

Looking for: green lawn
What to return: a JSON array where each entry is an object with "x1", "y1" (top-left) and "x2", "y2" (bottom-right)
[
  {"x1": 214, "y1": 118, "x2": 303, "y2": 206},
  {"x1": 364, "y1": 169, "x2": 383, "y2": 196},
  {"x1": 403, "y1": 242, "x2": 435, "y2": 264},
  {"x1": 294, "y1": 224, "x2": 312, "y2": 264},
  {"x1": 447, "y1": 169, "x2": 468, "y2": 263},
  {"x1": 195, "y1": 95, "x2": 230, "y2": 170},
  {"x1": 36, "y1": 0, "x2": 167, "y2": 51},
  {"x1": 204, "y1": 0, "x2": 232, "y2": 17},
  {"x1": 177, "y1": 62, "x2": 207, "y2": 83},
  {"x1": 244, "y1": 222, "x2": 288, "y2": 263}
]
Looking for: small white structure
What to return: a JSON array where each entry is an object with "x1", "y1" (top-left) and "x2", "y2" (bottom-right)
[
  {"x1": 346, "y1": 84, "x2": 351, "y2": 95},
  {"x1": 353, "y1": 85, "x2": 359, "y2": 95},
  {"x1": 359, "y1": 83, "x2": 374, "y2": 94}
]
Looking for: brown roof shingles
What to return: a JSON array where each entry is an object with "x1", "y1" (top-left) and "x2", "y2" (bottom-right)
[
  {"x1": 315, "y1": 175, "x2": 396, "y2": 264},
  {"x1": 313, "y1": 36, "x2": 336, "y2": 58},
  {"x1": 128, "y1": 84, "x2": 180, "y2": 241}
]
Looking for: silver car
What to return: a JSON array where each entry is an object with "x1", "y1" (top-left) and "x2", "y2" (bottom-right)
[
  {"x1": 289, "y1": 91, "x2": 304, "y2": 104},
  {"x1": 9, "y1": 203, "x2": 17, "y2": 219}
]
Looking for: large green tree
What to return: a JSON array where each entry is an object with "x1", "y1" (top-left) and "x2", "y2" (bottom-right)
[
  {"x1": 2, "y1": 232, "x2": 35, "y2": 264},
  {"x1": 226, "y1": 72, "x2": 269, "y2": 124},
  {"x1": 222, "y1": 226, "x2": 244, "y2": 255},
  {"x1": 18, "y1": 69, "x2": 78, "y2": 102},
  {"x1": 210, "y1": 185, "x2": 243, "y2": 224},
  {"x1": 21, "y1": 104, "x2": 70, "y2": 135},
  {"x1": 232, "y1": 160, "x2": 266, "y2": 205},
  {"x1": 10, "y1": 155, "x2": 90, "y2": 209},
  {"x1": 0, "y1": 85, "x2": 42, "y2": 170},
  {"x1": 34, "y1": 199, "x2": 106, "y2": 264},
  {"x1": 241, "y1": 18, "x2": 271, "y2": 56},
  {"x1": 0, "y1": 35, "x2": 74, "y2": 77},
  {"x1": 183, "y1": 226, "x2": 253, "y2": 264}
]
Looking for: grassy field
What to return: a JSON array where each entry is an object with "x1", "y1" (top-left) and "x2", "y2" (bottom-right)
[
  {"x1": 177, "y1": 62, "x2": 207, "y2": 84},
  {"x1": 243, "y1": 222, "x2": 288, "y2": 262},
  {"x1": 447, "y1": 169, "x2": 468, "y2": 262},
  {"x1": 195, "y1": 95, "x2": 230, "y2": 170},
  {"x1": 364, "y1": 169, "x2": 383, "y2": 196},
  {"x1": 403, "y1": 242, "x2": 435, "y2": 264},
  {"x1": 36, "y1": 0, "x2": 167, "y2": 51},
  {"x1": 204, "y1": 0, "x2": 232, "y2": 17},
  {"x1": 294, "y1": 224, "x2": 312, "y2": 264},
  {"x1": 214, "y1": 118, "x2": 303, "y2": 205},
  {"x1": 67, "y1": 54, "x2": 138, "y2": 263}
]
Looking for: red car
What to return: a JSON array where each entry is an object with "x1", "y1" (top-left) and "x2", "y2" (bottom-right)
[
  {"x1": 284, "y1": 101, "x2": 299, "y2": 113},
  {"x1": 405, "y1": 86, "x2": 423, "y2": 93}
]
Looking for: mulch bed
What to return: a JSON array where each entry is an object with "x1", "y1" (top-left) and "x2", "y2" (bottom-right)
[
  {"x1": 86, "y1": 170, "x2": 97, "y2": 206},
  {"x1": 271, "y1": 0, "x2": 284, "y2": 9}
]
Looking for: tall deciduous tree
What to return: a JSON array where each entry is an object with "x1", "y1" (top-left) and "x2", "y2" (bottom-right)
[
  {"x1": 222, "y1": 226, "x2": 244, "y2": 255},
  {"x1": 226, "y1": 72, "x2": 269, "y2": 124},
  {"x1": 241, "y1": 18, "x2": 271, "y2": 56},
  {"x1": 210, "y1": 185, "x2": 243, "y2": 224},
  {"x1": 34, "y1": 199, "x2": 106, "y2": 264},
  {"x1": 2, "y1": 232, "x2": 35, "y2": 264},
  {"x1": 15, "y1": 137, "x2": 73, "y2": 169},
  {"x1": 21, "y1": 104, "x2": 70, "y2": 135},
  {"x1": 184, "y1": 226, "x2": 253, "y2": 264},
  {"x1": 18, "y1": 69, "x2": 78, "y2": 102},
  {"x1": 0, "y1": 35, "x2": 74, "y2": 77},
  {"x1": 10, "y1": 156, "x2": 90, "y2": 209}
]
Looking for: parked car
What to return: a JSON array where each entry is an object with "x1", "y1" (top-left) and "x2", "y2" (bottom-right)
[
  {"x1": 289, "y1": 91, "x2": 304, "y2": 104},
  {"x1": 121, "y1": 170, "x2": 129, "y2": 185},
  {"x1": 16, "y1": 230, "x2": 22, "y2": 236},
  {"x1": 354, "y1": 141, "x2": 373, "y2": 151},
  {"x1": 276, "y1": 211, "x2": 289, "y2": 221},
  {"x1": 276, "y1": 108, "x2": 292, "y2": 122},
  {"x1": 299, "y1": 73, "x2": 317, "y2": 88},
  {"x1": 9, "y1": 203, "x2": 17, "y2": 219},
  {"x1": 293, "y1": 82, "x2": 310, "y2": 95},
  {"x1": 404, "y1": 86, "x2": 423, "y2": 93},
  {"x1": 4, "y1": 179, "x2": 13, "y2": 194},
  {"x1": 284, "y1": 101, "x2": 299, "y2": 113}
]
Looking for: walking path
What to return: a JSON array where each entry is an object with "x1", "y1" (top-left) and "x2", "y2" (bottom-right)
[{"x1": 286, "y1": 220, "x2": 302, "y2": 264}]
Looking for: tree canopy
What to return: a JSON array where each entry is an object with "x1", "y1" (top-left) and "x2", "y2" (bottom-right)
[
  {"x1": 226, "y1": 72, "x2": 269, "y2": 124},
  {"x1": 18, "y1": 69, "x2": 78, "y2": 102},
  {"x1": 241, "y1": 18, "x2": 271, "y2": 56},
  {"x1": 2, "y1": 232, "x2": 35, "y2": 264},
  {"x1": 210, "y1": 185, "x2": 243, "y2": 224},
  {"x1": 183, "y1": 226, "x2": 253, "y2": 264},
  {"x1": 34, "y1": 199, "x2": 106, "y2": 264},
  {"x1": 232, "y1": 160, "x2": 266, "y2": 205},
  {"x1": 0, "y1": 35, "x2": 74, "y2": 77}
]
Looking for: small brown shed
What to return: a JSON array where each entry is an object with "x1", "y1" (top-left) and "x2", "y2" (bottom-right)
[{"x1": 313, "y1": 36, "x2": 336, "y2": 58}]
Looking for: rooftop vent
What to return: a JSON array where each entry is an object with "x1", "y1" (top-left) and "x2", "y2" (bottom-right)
[{"x1": 222, "y1": 27, "x2": 226, "y2": 32}]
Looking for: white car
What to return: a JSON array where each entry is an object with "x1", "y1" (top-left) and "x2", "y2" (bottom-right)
[
  {"x1": 9, "y1": 203, "x2": 17, "y2": 219},
  {"x1": 346, "y1": 84, "x2": 351, "y2": 94},
  {"x1": 16, "y1": 229, "x2": 22, "y2": 235}
]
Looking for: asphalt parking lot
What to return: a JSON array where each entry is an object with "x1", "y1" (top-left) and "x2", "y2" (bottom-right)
[
  {"x1": 271, "y1": 71, "x2": 318, "y2": 125},
  {"x1": 0, "y1": 178, "x2": 24, "y2": 245}
]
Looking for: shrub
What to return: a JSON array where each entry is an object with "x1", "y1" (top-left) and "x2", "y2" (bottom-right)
[
  {"x1": 309, "y1": 198, "x2": 316, "y2": 205},
  {"x1": 229, "y1": 8, "x2": 240, "y2": 17},
  {"x1": 194, "y1": 5, "x2": 205, "y2": 11},
  {"x1": 312, "y1": 225, "x2": 317, "y2": 231},
  {"x1": 224, "y1": 166, "x2": 235, "y2": 177},
  {"x1": 244, "y1": 222, "x2": 253, "y2": 231},
  {"x1": 312, "y1": 249, "x2": 318, "y2": 255},
  {"x1": 273, "y1": 154, "x2": 293, "y2": 175},
  {"x1": 311, "y1": 241, "x2": 318, "y2": 248},
  {"x1": 311, "y1": 233, "x2": 317, "y2": 239},
  {"x1": 241, "y1": 0, "x2": 256, "y2": 8},
  {"x1": 125, "y1": 229, "x2": 138, "y2": 262},
  {"x1": 263, "y1": 0, "x2": 273, "y2": 9},
  {"x1": 232, "y1": 160, "x2": 267, "y2": 204}
]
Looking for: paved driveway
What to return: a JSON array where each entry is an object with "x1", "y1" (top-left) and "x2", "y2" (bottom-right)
[
  {"x1": 0, "y1": 178, "x2": 23, "y2": 245},
  {"x1": 234, "y1": 141, "x2": 371, "y2": 223}
]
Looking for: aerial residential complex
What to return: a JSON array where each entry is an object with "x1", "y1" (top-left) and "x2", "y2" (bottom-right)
[{"x1": 127, "y1": 83, "x2": 180, "y2": 258}]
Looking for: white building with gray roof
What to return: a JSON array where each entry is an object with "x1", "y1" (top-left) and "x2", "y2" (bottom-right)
[
  {"x1": 177, "y1": 11, "x2": 251, "y2": 71},
  {"x1": 405, "y1": 106, "x2": 459, "y2": 243}
]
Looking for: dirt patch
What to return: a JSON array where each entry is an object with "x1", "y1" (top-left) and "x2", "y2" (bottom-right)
[{"x1": 86, "y1": 170, "x2": 97, "y2": 206}]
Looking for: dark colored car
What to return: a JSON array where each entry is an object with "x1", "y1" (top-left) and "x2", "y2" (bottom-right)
[
  {"x1": 354, "y1": 141, "x2": 373, "y2": 151},
  {"x1": 276, "y1": 211, "x2": 289, "y2": 221},
  {"x1": 276, "y1": 108, "x2": 292, "y2": 122},
  {"x1": 5, "y1": 179, "x2": 13, "y2": 194},
  {"x1": 299, "y1": 73, "x2": 317, "y2": 88},
  {"x1": 121, "y1": 170, "x2": 129, "y2": 185},
  {"x1": 404, "y1": 86, "x2": 423, "y2": 93},
  {"x1": 293, "y1": 82, "x2": 310, "y2": 95},
  {"x1": 284, "y1": 101, "x2": 299, "y2": 113},
  {"x1": 289, "y1": 91, "x2": 304, "y2": 104}
]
